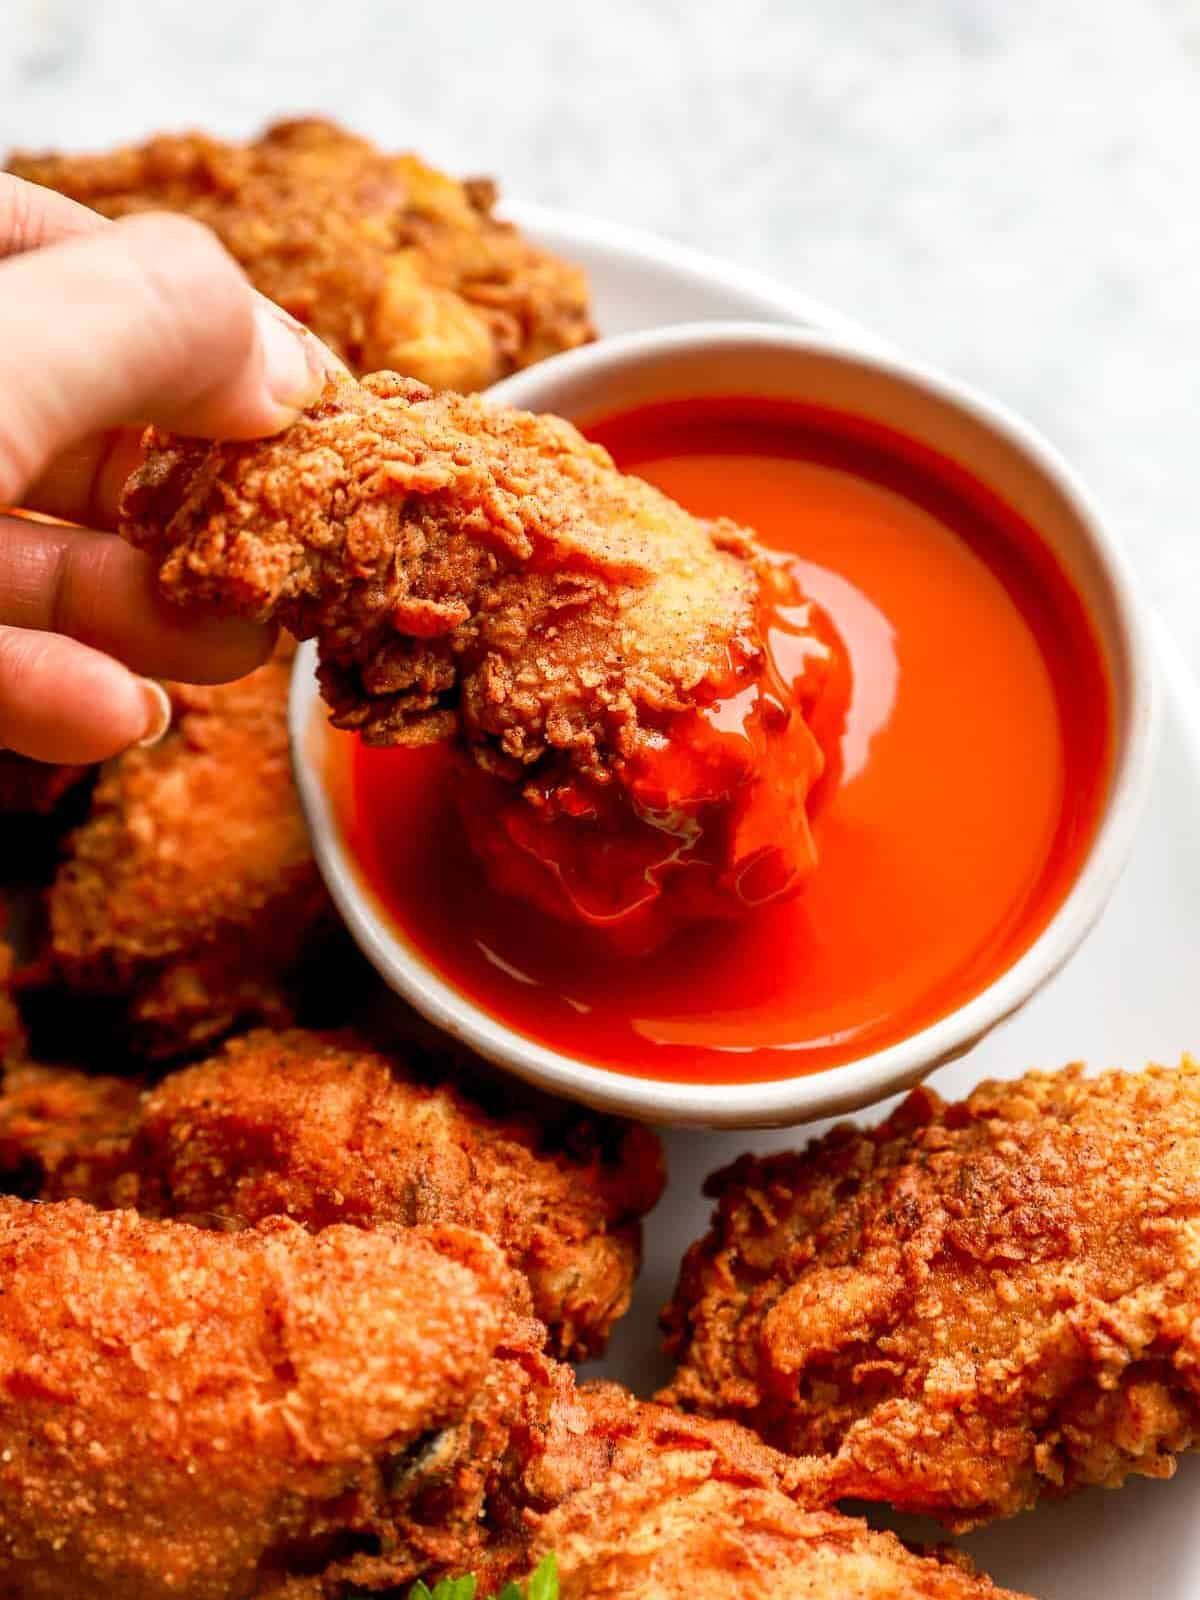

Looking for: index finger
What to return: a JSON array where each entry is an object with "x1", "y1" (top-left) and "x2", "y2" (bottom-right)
[
  {"x1": 22, "y1": 290, "x2": 348, "y2": 532},
  {"x1": 0, "y1": 209, "x2": 334, "y2": 510}
]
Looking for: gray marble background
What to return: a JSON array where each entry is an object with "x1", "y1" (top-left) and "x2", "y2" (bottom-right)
[{"x1": 2, "y1": 0, "x2": 1197, "y2": 669}]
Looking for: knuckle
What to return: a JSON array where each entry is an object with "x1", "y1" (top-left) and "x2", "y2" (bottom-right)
[
  {"x1": 118, "y1": 208, "x2": 223, "y2": 261},
  {"x1": 47, "y1": 534, "x2": 82, "y2": 641},
  {"x1": 0, "y1": 413, "x2": 39, "y2": 505},
  {"x1": 117, "y1": 211, "x2": 242, "y2": 304},
  {"x1": 114, "y1": 211, "x2": 255, "y2": 368},
  {"x1": 0, "y1": 177, "x2": 38, "y2": 257}
]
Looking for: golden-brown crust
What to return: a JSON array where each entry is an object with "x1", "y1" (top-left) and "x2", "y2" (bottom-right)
[
  {"x1": 44, "y1": 645, "x2": 333, "y2": 1058},
  {"x1": 376, "y1": 1328, "x2": 826, "y2": 1593},
  {"x1": 8, "y1": 117, "x2": 593, "y2": 391},
  {"x1": 662, "y1": 1058, "x2": 1200, "y2": 1528},
  {"x1": 120, "y1": 373, "x2": 767, "y2": 773},
  {"x1": 0, "y1": 1060, "x2": 142, "y2": 1198},
  {"x1": 0, "y1": 1198, "x2": 513, "y2": 1600},
  {"x1": 532, "y1": 1454, "x2": 1026, "y2": 1599},
  {"x1": 0, "y1": 1027, "x2": 665, "y2": 1360},
  {"x1": 0, "y1": 1167, "x2": 1017, "y2": 1597},
  {"x1": 484, "y1": 1374, "x2": 828, "y2": 1584},
  {"x1": 390, "y1": 1339, "x2": 1021, "y2": 1599}
]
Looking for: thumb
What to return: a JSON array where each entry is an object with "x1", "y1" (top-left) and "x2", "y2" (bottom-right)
[{"x1": 0, "y1": 209, "x2": 336, "y2": 504}]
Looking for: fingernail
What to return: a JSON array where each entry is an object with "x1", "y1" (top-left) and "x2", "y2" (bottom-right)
[
  {"x1": 254, "y1": 303, "x2": 328, "y2": 412},
  {"x1": 135, "y1": 679, "x2": 172, "y2": 749},
  {"x1": 255, "y1": 292, "x2": 350, "y2": 379}
]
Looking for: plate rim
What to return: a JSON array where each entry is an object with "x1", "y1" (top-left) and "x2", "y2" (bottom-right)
[{"x1": 504, "y1": 198, "x2": 888, "y2": 349}]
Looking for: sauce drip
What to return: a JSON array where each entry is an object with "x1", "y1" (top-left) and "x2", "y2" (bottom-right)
[
  {"x1": 453, "y1": 555, "x2": 841, "y2": 955},
  {"x1": 340, "y1": 399, "x2": 1113, "y2": 1084}
]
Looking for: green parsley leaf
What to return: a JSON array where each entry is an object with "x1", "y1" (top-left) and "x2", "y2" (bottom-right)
[
  {"x1": 526, "y1": 1552, "x2": 558, "y2": 1600},
  {"x1": 405, "y1": 1554, "x2": 556, "y2": 1600},
  {"x1": 433, "y1": 1579, "x2": 477, "y2": 1600}
]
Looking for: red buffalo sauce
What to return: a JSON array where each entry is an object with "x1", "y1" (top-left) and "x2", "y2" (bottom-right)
[
  {"x1": 453, "y1": 553, "x2": 842, "y2": 955},
  {"x1": 338, "y1": 398, "x2": 1113, "y2": 1085}
]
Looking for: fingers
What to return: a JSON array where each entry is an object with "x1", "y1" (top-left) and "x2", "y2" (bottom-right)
[
  {"x1": 0, "y1": 174, "x2": 106, "y2": 258},
  {"x1": 0, "y1": 513, "x2": 274, "y2": 684},
  {"x1": 0, "y1": 209, "x2": 338, "y2": 506},
  {"x1": 0, "y1": 626, "x2": 170, "y2": 764},
  {"x1": 24, "y1": 299, "x2": 348, "y2": 530},
  {"x1": 0, "y1": 180, "x2": 307, "y2": 741},
  {"x1": 20, "y1": 429, "x2": 146, "y2": 531}
]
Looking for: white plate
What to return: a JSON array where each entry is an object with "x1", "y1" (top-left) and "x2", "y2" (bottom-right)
[{"x1": 508, "y1": 203, "x2": 1200, "y2": 1598}]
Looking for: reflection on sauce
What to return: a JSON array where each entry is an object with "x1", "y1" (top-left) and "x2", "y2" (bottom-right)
[
  {"x1": 780, "y1": 559, "x2": 897, "y2": 785},
  {"x1": 340, "y1": 398, "x2": 1113, "y2": 1085}
]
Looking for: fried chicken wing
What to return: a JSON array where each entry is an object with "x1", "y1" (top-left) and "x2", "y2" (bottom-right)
[
  {"x1": 529, "y1": 1449, "x2": 1025, "y2": 1599},
  {"x1": 8, "y1": 117, "x2": 593, "y2": 392},
  {"x1": 662, "y1": 1058, "x2": 1200, "y2": 1529},
  {"x1": 0, "y1": 1026, "x2": 664, "y2": 1359},
  {"x1": 456, "y1": 1357, "x2": 831, "y2": 1591},
  {"x1": 0, "y1": 1215, "x2": 1014, "y2": 1600},
  {"x1": 0, "y1": 1197, "x2": 514, "y2": 1600},
  {"x1": 121, "y1": 373, "x2": 838, "y2": 950},
  {"x1": 39, "y1": 643, "x2": 341, "y2": 1059},
  {"x1": 376, "y1": 1330, "x2": 1025, "y2": 1599},
  {"x1": 0, "y1": 1059, "x2": 140, "y2": 1198}
]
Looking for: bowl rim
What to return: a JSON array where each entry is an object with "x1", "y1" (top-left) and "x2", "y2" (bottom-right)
[{"x1": 290, "y1": 319, "x2": 1160, "y2": 1128}]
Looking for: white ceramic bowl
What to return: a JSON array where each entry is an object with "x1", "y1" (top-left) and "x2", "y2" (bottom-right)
[{"x1": 290, "y1": 322, "x2": 1158, "y2": 1128}]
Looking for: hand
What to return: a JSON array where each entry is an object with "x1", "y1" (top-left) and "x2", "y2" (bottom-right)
[{"x1": 0, "y1": 174, "x2": 341, "y2": 764}]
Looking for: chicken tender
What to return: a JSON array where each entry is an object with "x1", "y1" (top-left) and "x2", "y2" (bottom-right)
[
  {"x1": 662, "y1": 1058, "x2": 1200, "y2": 1529},
  {"x1": 0, "y1": 1026, "x2": 664, "y2": 1359},
  {"x1": 42, "y1": 643, "x2": 337, "y2": 1058},
  {"x1": 8, "y1": 117, "x2": 593, "y2": 392},
  {"x1": 0, "y1": 1197, "x2": 514, "y2": 1600},
  {"x1": 121, "y1": 373, "x2": 837, "y2": 950}
]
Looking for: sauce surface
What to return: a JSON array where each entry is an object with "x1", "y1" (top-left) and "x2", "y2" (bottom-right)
[{"x1": 340, "y1": 399, "x2": 1112, "y2": 1084}]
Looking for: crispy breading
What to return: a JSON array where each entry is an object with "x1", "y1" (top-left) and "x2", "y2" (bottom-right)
[
  {"x1": 661, "y1": 1058, "x2": 1200, "y2": 1529},
  {"x1": 0, "y1": 1198, "x2": 514, "y2": 1600},
  {"x1": 380, "y1": 1334, "x2": 1024, "y2": 1599},
  {"x1": 0, "y1": 1059, "x2": 140, "y2": 1198},
  {"x1": 0, "y1": 1026, "x2": 664, "y2": 1359},
  {"x1": 8, "y1": 117, "x2": 593, "y2": 392},
  {"x1": 530, "y1": 1451, "x2": 1026, "y2": 1599},
  {"x1": 120, "y1": 373, "x2": 833, "y2": 948},
  {"x1": 43, "y1": 644, "x2": 335, "y2": 1058},
  {"x1": 461, "y1": 1358, "x2": 833, "y2": 1592},
  {"x1": 0, "y1": 1183, "x2": 1021, "y2": 1598},
  {"x1": 121, "y1": 374, "x2": 769, "y2": 759}
]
